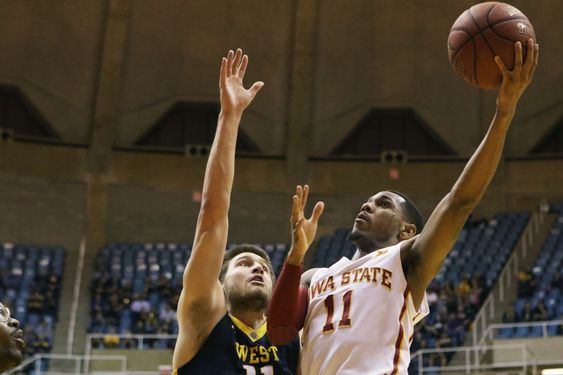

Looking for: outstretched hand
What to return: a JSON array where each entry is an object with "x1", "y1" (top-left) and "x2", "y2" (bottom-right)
[
  {"x1": 288, "y1": 185, "x2": 324, "y2": 265},
  {"x1": 219, "y1": 48, "x2": 264, "y2": 116},
  {"x1": 495, "y1": 39, "x2": 539, "y2": 112}
]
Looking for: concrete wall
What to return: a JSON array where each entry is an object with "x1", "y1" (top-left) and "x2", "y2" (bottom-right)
[
  {"x1": 493, "y1": 337, "x2": 563, "y2": 366},
  {"x1": 0, "y1": 1, "x2": 562, "y2": 156},
  {"x1": 91, "y1": 349, "x2": 171, "y2": 372},
  {"x1": 1, "y1": 141, "x2": 562, "y2": 247}
]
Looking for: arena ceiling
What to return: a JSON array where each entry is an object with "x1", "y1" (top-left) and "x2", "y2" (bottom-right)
[{"x1": 0, "y1": 0, "x2": 562, "y2": 158}]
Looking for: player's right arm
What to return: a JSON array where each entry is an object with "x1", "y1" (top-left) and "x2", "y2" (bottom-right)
[
  {"x1": 267, "y1": 185, "x2": 324, "y2": 344},
  {"x1": 173, "y1": 49, "x2": 264, "y2": 369}
]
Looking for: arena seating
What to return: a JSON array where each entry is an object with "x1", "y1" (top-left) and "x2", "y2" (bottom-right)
[
  {"x1": 497, "y1": 206, "x2": 563, "y2": 339},
  {"x1": 0, "y1": 242, "x2": 65, "y2": 357},
  {"x1": 88, "y1": 242, "x2": 289, "y2": 348}
]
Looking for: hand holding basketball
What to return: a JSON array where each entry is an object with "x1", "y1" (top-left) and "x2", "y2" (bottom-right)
[{"x1": 495, "y1": 39, "x2": 539, "y2": 112}]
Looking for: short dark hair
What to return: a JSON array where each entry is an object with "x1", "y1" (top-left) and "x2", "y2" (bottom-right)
[
  {"x1": 389, "y1": 190, "x2": 425, "y2": 234},
  {"x1": 219, "y1": 244, "x2": 275, "y2": 283}
]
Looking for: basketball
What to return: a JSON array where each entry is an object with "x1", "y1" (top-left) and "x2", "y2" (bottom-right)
[{"x1": 447, "y1": 2, "x2": 536, "y2": 89}]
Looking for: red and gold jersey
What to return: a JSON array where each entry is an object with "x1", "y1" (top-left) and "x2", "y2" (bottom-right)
[{"x1": 300, "y1": 242, "x2": 429, "y2": 375}]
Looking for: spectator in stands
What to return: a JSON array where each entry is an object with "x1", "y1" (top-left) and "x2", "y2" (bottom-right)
[
  {"x1": 130, "y1": 293, "x2": 151, "y2": 324},
  {"x1": 456, "y1": 273, "x2": 471, "y2": 297},
  {"x1": 159, "y1": 303, "x2": 176, "y2": 324},
  {"x1": 106, "y1": 294, "x2": 123, "y2": 327},
  {"x1": 157, "y1": 274, "x2": 172, "y2": 301},
  {"x1": 551, "y1": 271, "x2": 562, "y2": 292},
  {"x1": 427, "y1": 285, "x2": 438, "y2": 307},
  {"x1": 103, "y1": 327, "x2": 120, "y2": 349},
  {"x1": 32, "y1": 332, "x2": 51, "y2": 354},
  {"x1": 0, "y1": 302, "x2": 25, "y2": 372},
  {"x1": 447, "y1": 312, "x2": 465, "y2": 346},
  {"x1": 119, "y1": 279, "x2": 133, "y2": 307},
  {"x1": 132, "y1": 320, "x2": 145, "y2": 335},
  {"x1": 36, "y1": 318, "x2": 53, "y2": 341},
  {"x1": 27, "y1": 287, "x2": 46, "y2": 313},
  {"x1": 517, "y1": 268, "x2": 536, "y2": 298},
  {"x1": 532, "y1": 300, "x2": 549, "y2": 321},
  {"x1": 89, "y1": 310, "x2": 106, "y2": 333},
  {"x1": 121, "y1": 330, "x2": 136, "y2": 349},
  {"x1": 517, "y1": 302, "x2": 534, "y2": 322}
]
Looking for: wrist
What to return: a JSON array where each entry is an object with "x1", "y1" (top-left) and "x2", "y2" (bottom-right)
[
  {"x1": 287, "y1": 249, "x2": 305, "y2": 266},
  {"x1": 219, "y1": 109, "x2": 243, "y2": 119}
]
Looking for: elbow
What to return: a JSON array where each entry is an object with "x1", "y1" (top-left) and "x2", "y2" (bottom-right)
[{"x1": 448, "y1": 191, "x2": 479, "y2": 213}]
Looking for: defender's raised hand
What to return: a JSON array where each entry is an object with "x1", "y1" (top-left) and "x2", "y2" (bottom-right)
[
  {"x1": 495, "y1": 39, "x2": 539, "y2": 112},
  {"x1": 219, "y1": 49, "x2": 264, "y2": 116},
  {"x1": 288, "y1": 185, "x2": 324, "y2": 265}
]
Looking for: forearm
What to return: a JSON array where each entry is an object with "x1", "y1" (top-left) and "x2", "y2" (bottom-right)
[
  {"x1": 450, "y1": 107, "x2": 514, "y2": 208},
  {"x1": 198, "y1": 111, "x2": 241, "y2": 228},
  {"x1": 267, "y1": 261, "x2": 307, "y2": 344}
]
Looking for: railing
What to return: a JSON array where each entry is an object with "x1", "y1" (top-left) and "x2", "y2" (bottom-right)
[
  {"x1": 410, "y1": 344, "x2": 537, "y2": 375},
  {"x1": 472, "y1": 207, "x2": 546, "y2": 348},
  {"x1": 484, "y1": 320, "x2": 563, "y2": 341},
  {"x1": 3, "y1": 354, "x2": 126, "y2": 375},
  {"x1": 67, "y1": 238, "x2": 87, "y2": 354},
  {"x1": 85, "y1": 333, "x2": 178, "y2": 354}
]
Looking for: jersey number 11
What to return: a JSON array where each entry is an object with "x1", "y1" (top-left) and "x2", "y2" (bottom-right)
[{"x1": 322, "y1": 290, "x2": 353, "y2": 333}]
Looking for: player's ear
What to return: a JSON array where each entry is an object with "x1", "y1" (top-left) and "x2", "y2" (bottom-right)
[{"x1": 399, "y1": 223, "x2": 417, "y2": 240}]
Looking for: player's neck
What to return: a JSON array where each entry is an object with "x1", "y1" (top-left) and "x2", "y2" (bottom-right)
[
  {"x1": 229, "y1": 308, "x2": 266, "y2": 330},
  {"x1": 352, "y1": 239, "x2": 398, "y2": 260}
]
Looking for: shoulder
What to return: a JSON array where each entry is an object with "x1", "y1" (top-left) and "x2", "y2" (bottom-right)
[
  {"x1": 400, "y1": 236, "x2": 420, "y2": 268},
  {"x1": 300, "y1": 267, "x2": 322, "y2": 288}
]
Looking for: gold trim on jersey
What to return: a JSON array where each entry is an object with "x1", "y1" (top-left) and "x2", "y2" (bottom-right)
[
  {"x1": 172, "y1": 370, "x2": 178, "y2": 375},
  {"x1": 229, "y1": 314, "x2": 267, "y2": 342}
]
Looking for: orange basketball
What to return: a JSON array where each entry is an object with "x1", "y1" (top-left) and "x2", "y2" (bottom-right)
[{"x1": 447, "y1": 2, "x2": 536, "y2": 89}]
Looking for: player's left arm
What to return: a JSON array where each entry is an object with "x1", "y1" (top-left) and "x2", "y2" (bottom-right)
[{"x1": 405, "y1": 40, "x2": 539, "y2": 309}]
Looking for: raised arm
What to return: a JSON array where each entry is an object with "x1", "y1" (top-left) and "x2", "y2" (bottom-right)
[
  {"x1": 406, "y1": 40, "x2": 539, "y2": 308},
  {"x1": 267, "y1": 185, "x2": 324, "y2": 344},
  {"x1": 174, "y1": 49, "x2": 263, "y2": 368}
]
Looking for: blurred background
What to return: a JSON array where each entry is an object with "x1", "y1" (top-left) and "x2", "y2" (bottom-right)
[{"x1": 0, "y1": 0, "x2": 562, "y2": 374}]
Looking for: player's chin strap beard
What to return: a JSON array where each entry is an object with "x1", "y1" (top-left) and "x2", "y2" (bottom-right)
[
  {"x1": 347, "y1": 231, "x2": 378, "y2": 254},
  {"x1": 225, "y1": 288, "x2": 269, "y2": 313}
]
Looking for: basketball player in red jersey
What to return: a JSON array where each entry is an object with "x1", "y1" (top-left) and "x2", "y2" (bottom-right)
[
  {"x1": 0, "y1": 302, "x2": 25, "y2": 372},
  {"x1": 268, "y1": 39, "x2": 539, "y2": 374},
  {"x1": 172, "y1": 49, "x2": 300, "y2": 375}
]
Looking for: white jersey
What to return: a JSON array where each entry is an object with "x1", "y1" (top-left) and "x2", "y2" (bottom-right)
[{"x1": 300, "y1": 242, "x2": 429, "y2": 375}]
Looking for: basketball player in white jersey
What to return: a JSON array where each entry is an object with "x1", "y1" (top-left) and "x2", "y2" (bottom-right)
[{"x1": 267, "y1": 39, "x2": 539, "y2": 374}]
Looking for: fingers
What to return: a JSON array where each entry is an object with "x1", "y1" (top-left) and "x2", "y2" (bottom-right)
[
  {"x1": 237, "y1": 54, "x2": 248, "y2": 79},
  {"x1": 311, "y1": 201, "x2": 325, "y2": 223},
  {"x1": 513, "y1": 41, "x2": 523, "y2": 75},
  {"x1": 249, "y1": 81, "x2": 264, "y2": 97},
  {"x1": 523, "y1": 39, "x2": 534, "y2": 72},
  {"x1": 233, "y1": 49, "x2": 243, "y2": 76},
  {"x1": 494, "y1": 55, "x2": 509, "y2": 78},
  {"x1": 302, "y1": 185, "x2": 310, "y2": 211},
  {"x1": 226, "y1": 50, "x2": 235, "y2": 76},
  {"x1": 530, "y1": 43, "x2": 539, "y2": 77},
  {"x1": 219, "y1": 57, "x2": 227, "y2": 87},
  {"x1": 291, "y1": 194, "x2": 301, "y2": 226}
]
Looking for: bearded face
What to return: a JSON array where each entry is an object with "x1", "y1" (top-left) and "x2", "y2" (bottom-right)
[{"x1": 222, "y1": 253, "x2": 274, "y2": 312}]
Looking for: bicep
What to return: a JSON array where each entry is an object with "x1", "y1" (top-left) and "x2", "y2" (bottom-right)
[
  {"x1": 183, "y1": 221, "x2": 228, "y2": 300},
  {"x1": 411, "y1": 193, "x2": 472, "y2": 287}
]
